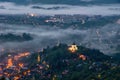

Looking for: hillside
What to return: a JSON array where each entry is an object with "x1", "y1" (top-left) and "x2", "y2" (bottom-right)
[
  {"x1": 18, "y1": 44, "x2": 120, "y2": 80},
  {"x1": 0, "y1": 43, "x2": 120, "y2": 80},
  {"x1": 0, "y1": 43, "x2": 119, "y2": 80}
]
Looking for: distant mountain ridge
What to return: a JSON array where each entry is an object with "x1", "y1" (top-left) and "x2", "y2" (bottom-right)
[{"x1": 0, "y1": 0, "x2": 120, "y2": 5}]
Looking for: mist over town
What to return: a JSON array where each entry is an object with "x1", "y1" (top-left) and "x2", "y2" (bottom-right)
[{"x1": 0, "y1": 0, "x2": 120, "y2": 80}]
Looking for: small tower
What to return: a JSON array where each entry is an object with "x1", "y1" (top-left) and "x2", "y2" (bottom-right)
[
  {"x1": 81, "y1": 19, "x2": 85, "y2": 24},
  {"x1": 37, "y1": 54, "x2": 41, "y2": 63},
  {"x1": 56, "y1": 40, "x2": 60, "y2": 46},
  {"x1": 6, "y1": 54, "x2": 13, "y2": 68}
]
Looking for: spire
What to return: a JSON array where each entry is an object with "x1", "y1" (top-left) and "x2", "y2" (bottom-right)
[
  {"x1": 37, "y1": 54, "x2": 40, "y2": 63},
  {"x1": 56, "y1": 40, "x2": 60, "y2": 46},
  {"x1": 6, "y1": 58, "x2": 13, "y2": 68}
]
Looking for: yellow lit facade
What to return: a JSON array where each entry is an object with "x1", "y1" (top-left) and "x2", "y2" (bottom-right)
[{"x1": 68, "y1": 44, "x2": 78, "y2": 53}]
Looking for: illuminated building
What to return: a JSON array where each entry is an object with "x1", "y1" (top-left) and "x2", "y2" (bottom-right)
[
  {"x1": 68, "y1": 44, "x2": 78, "y2": 53},
  {"x1": 79, "y1": 54, "x2": 86, "y2": 61},
  {"x1": 37, "y1": 54, "x2": 41, "y2": 63},
  {"x1": 6, "y1": 58, "x2": 13, "y2": 68}
]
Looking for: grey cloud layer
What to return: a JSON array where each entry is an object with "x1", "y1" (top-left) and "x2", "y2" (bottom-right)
[{"x1": 0, "y1": 23, "x2": 120, "y2": 55}]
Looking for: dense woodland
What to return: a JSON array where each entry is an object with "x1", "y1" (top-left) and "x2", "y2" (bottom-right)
[{"x1": 0, "y1": 33, "x2": 33, "y2": 42}]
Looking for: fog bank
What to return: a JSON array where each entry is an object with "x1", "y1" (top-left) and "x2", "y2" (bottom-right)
[{"x1": 0, "y1": 23, "x2": 120, "y2": 55}]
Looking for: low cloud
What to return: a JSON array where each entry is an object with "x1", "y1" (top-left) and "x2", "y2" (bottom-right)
[{"x1": 0, "y1": 23, "x2": 120, "y2": 55}]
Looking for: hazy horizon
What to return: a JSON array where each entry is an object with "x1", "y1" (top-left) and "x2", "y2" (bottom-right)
[{"x1": 0, "y1": 2, "x2": 120, "y2": 16}]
